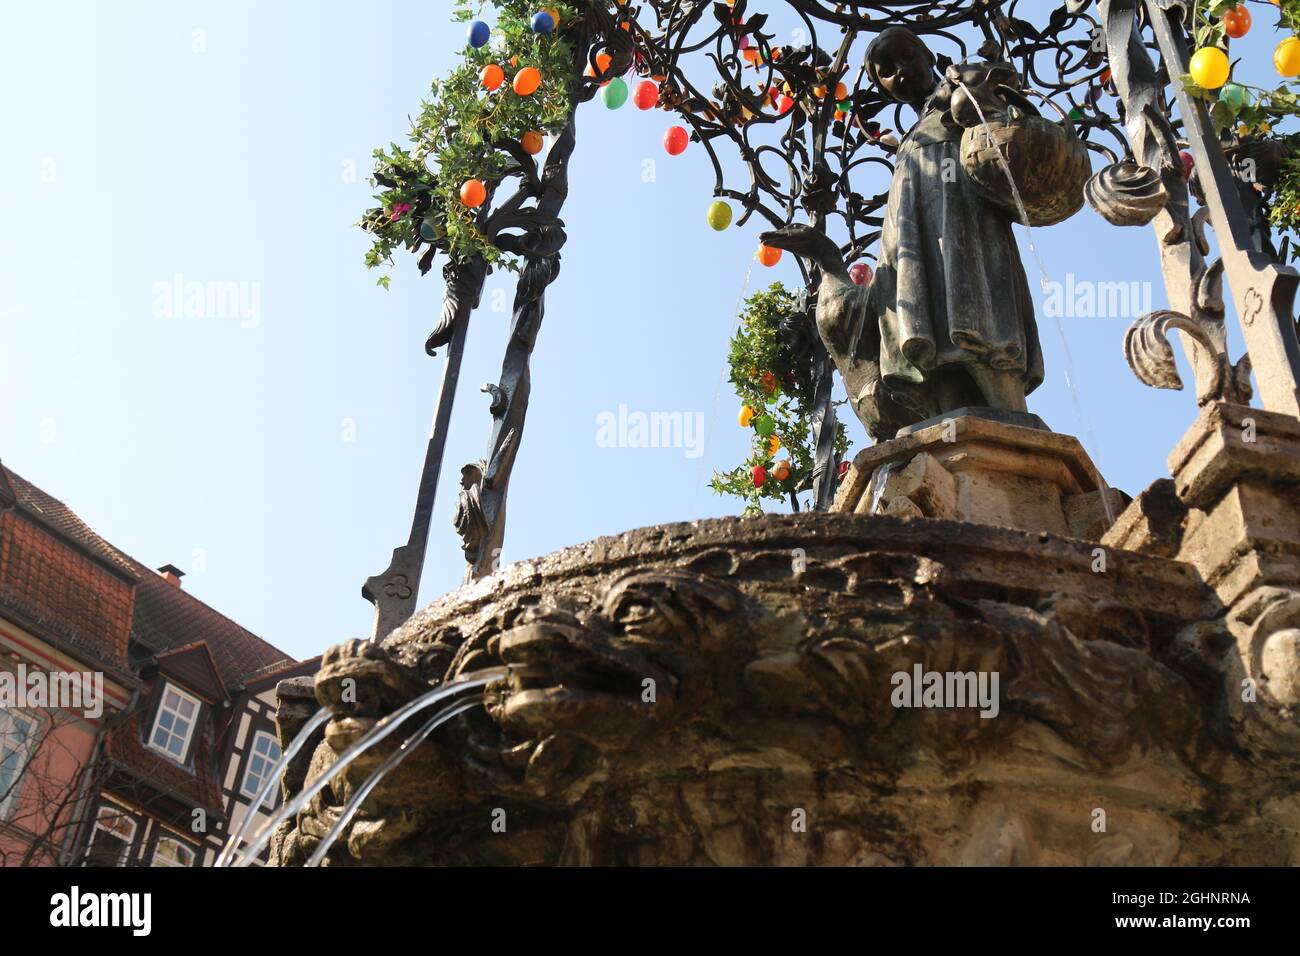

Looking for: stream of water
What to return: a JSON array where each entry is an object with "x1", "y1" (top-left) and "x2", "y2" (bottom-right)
[
  {"x1": 213, "y1": 705, "x2": 333, "y2": 868},
  {"x1": 216, "y1": 666, "x2": 506, "y2": 867},
  {"x1": 957, "y1": 83, "x2": 1116, "y2": 527},
  {"x1": 304, "y1": 696, "x2": 482, "y2": 866}
]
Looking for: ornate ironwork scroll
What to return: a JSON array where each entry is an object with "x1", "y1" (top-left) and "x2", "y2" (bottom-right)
[{"x1": 1094, "y1": 0, "x2": 1300, "y2": 412}]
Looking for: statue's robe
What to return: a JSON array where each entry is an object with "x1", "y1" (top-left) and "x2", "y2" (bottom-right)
[{"x1": 870, "y1": 107, "x2": 1045, "y2": 400}]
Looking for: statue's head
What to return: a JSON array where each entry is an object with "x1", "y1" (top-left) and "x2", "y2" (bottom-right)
[{"x1": 866, "y1": 26, "x2": 938, "y2": 106}]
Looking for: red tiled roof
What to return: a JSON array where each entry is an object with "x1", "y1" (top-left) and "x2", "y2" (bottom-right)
[
  {"x1": 1, "y1": 464, "x2": 295, "y2": 689},
  {"x1": 240, "y1": 655, "x2": 320, "y2": 689},
  {"x1": 154, "y1": 641, "x2": 229, "y2": 703},
  {"x1": 125, "y1": 556, "x2": 292, "y2": 689},
  {"x1": 1, "y1": 467, "x2": 137, "y2": 578}
]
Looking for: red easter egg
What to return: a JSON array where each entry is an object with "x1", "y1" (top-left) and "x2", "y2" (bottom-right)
[
  {"x1": 633, "y1": 80, "x2": 659, "y2": 110},
  {"x1": 664, "y1": 126, "x2": 689, "y2": 155},
  {"x1": 849, "y1": 262, "x2": 873, "y2": 286}
]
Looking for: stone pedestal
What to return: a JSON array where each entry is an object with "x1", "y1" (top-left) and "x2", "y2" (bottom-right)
[{"x1": 833, "y1": 415, "x2": 1124, "y2": 539}]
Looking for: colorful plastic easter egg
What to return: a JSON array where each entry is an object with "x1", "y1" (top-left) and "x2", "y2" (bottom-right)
[
  {"x1": 467, "y1": 21, "x2": 490, "y2": 48},
  {"x1": 460, "y1": 179, "x2": 487, "y2": 208},
  {"x1": 601, "y1": 76, "x2": 628, "y2": 108},
  {"x1": 633, "y1": 80, "x2": 659, "y2": 110},
  {"x1": 481, "y1": 64, "x2": 504, "y2": 91},
  {"x1": 1189, "y1": 46, "x2": 1230, "y2": 89},
  {"x1": 1277, "y1": 37, "x2": 1300, "y2": 77},
  {"x1": 707, "y1": 200, "x2": 732, "y2": 231},
  {"x1": 1219, "y1": 82, "x2": 1248, "y2": 111},
  {"x1": 849, "y1": 262, "x2": 873, "y2": 286},
  {"x1": 513, "y1": 66, "x2": 542, "y2": 95}
]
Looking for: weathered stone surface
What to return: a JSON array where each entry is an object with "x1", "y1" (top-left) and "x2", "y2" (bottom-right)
[
  {"x1": 875, "y1": 452, "x2": 957, "y2": 519},
  {"x1": 1102, "y1": 478, "x2": 1188, "y2": 558},
  {"x1": 1063, "y1": 488, "x2": 1131, "y2": 541},
  {"x1": 269, "y1": 509, "x2": 1296, "y2": 866}
]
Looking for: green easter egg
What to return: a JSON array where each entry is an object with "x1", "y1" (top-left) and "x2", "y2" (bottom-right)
[
  {"x1": 1219, "y1": 82, "x2": 1249, "y2": 111},
  {"x1": 601, "y1": 76, "x2": 628, "y2": 109}
]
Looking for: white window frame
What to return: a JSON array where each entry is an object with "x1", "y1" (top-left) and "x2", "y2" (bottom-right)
[
  {"x1": 0, "y1": 709, "x2": 38, "y2": 820},
  {"x1": 240, "y1": 730, "x2": 282, "y2": 808},
  {"x1": 150, "y1": 833, "x2": 197, "y2": 868},
  {"x1": 147, "y1": 683, "x2": 200, "y2": 762},
  {"x1": 84, "y1": 801, "x2": 137, "y2": 866}
]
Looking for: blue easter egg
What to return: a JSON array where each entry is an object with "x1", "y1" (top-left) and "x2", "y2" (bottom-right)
[
  {"x1": 467, "y1": 20, "x2": 490, "y2": 48},
  {"x1": 531, "y1": 12, "x2": 555, "y2": 35}
]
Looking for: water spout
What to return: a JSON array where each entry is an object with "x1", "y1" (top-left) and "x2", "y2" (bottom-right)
[
  {"x1": 305, "y1": 696, "x2": 481, "y2": 867},
  {"x1": 219, "y1": 667, "x2": 507, "y2": 867},
  {"x1": 214, "y1": 705, "x2": 333, "y2": 868}
]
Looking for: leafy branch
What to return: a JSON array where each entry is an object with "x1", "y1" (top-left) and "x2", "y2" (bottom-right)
[
  {"x1": 360, "y1": 0, "x2": 584, "y2": 285},
  {"x1": 710, "y1": 283, "x2": 849, "y2": 515}
]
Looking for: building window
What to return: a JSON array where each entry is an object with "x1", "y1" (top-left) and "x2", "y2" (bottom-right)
[
  {"x1": 0, "y1": 710, "x2": 36, "y2": 819},
  {"x1": 151, "y1": 834, "x2": 196, "y2": 868},
  {"x1": 241, "y1": 731, "x2": 282, "y2": 808},
  {"x1": 147, "y1": 684, "x2": 199, "y2": 761},
  {"x1": 84, "y1": 802, "x2": 136, "y2": 866}
]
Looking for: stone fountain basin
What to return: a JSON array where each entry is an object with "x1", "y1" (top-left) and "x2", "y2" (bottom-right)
[{"x1": 275, "y1": 513, "x2": 1300, "y2": 866}]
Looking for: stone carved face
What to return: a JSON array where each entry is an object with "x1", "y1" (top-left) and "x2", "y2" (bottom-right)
[{"x1": 868, "y1": 28, "x2": 938, "y2": 106}]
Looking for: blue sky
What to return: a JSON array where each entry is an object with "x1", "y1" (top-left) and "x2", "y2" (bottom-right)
[{"x1": 0, "y1": 1, "x2": 1280, "y2": 661}]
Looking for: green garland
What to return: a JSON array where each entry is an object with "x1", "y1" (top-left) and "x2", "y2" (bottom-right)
[
  {"x1": 361, "y1": 1, "x2": 582, "y2": 285},
  {"x1": 709, "y1": 284, "x2": 850, "y2": 516}
]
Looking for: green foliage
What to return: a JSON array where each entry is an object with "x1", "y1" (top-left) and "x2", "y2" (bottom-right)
[
  {"x1": 1182, "y1": 74, "x2": 1300, "y2": 137},
  {"x1": 1181, "y1": 4, "x2": 1300, "y2": 256},
  {"x1": 709, "y1": 284, "x2": 849, "y2": 516},
  {"x1": 361, "y1": 1, "x2": 583, "y2": 285},
  {"x1": 1269, "y1": 154, "x2": 1300, "y2": 236}
]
